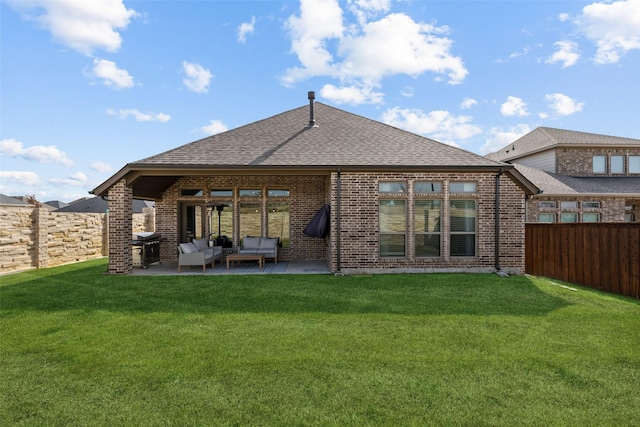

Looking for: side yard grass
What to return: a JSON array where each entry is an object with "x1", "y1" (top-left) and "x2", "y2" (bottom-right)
[{"x1": 1, "y1": 259, "x2": 639, "y2": 426}]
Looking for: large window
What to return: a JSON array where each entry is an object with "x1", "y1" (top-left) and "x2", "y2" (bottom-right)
[
  {"x1": 379, "y1": 199, "x2": 406, "y2": 257},
  {"x1": 239, "y1": 202, "x2": 261, "y2": 239},
  {"x1": 593, "y1": 156, "x2": 606, "y2": 174},
  {"x1": 630, "y1": 156, "x2": 640, "y2": 173},
  {"x1": 560, "y1": 213, "x2": 578, "y2": 223},
  {"x1": 582, "y1": 213, "x2": 600, "y2": 223},
  {"x1": 450, "y1": 200, "x2": 476, "y2": 257},
  {"x1": 268, "y1": 202, "x2": 290, "y2": 248},
  {"x1": 538, "y1": 213, "x2": 555, "y2": 223},
  {"x1": 611, "y1": 156, "x2": 625, "y2": 174},
  {"x1": 415, "y1": 200, "x2": 441, "y2": 257}
]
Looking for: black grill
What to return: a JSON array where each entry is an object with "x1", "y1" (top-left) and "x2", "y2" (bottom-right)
[{"x1": 132, "y1": 232, "x2": 161, "y2": 268}]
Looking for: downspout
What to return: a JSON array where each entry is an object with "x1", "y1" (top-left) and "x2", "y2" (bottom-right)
[
  {"x1": 495, "y1": 168, "x2": 503, "y2": 271},
  {"x1": 335, "y1": 167, "x2": 342, "y2": 274}
]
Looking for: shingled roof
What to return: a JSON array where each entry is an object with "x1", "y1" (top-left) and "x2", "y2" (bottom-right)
[
  {"x1": 93, "y1": 101, "x2": 527, "y2": 199},
  {"x1": 486, "y1": 127, "x2": 640, "y2": 163},
  {"x1": 514, "y1": 164, "x2": 640, "y2": 195},
  {"x1": 136, "y1": 103, "x2": 501, "y2": 168}
]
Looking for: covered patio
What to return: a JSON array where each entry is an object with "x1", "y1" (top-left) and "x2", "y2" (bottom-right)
[{"x1": 129, "y1": 259, "x2": 331, "y2": 276}]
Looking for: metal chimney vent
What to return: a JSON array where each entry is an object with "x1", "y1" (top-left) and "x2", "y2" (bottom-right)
[{"x1": 306, "y1": 91, "x2": 318, "y2": 128}]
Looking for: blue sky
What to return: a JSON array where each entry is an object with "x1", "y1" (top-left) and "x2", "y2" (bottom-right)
[{"x1": 1, "y1": 0, "x2": 639, "y2": 203}]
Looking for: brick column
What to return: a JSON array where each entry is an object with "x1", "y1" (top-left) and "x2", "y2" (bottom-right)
[{"x1": 107, "y1": 180, "x2": 133, "y2": 274}]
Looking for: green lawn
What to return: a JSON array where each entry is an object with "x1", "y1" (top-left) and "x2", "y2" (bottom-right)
[{"x1": 1, "y1": 259, "x2": 639, "y2": 426}]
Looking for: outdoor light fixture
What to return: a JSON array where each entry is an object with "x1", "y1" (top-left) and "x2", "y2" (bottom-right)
[{"x1": 207, "y1": 203, "x2": 230, "y2": 246}]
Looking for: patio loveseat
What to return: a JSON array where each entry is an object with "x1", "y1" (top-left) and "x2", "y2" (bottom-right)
[
  {"x1": 177, "y1": 238, "x2": 222, "y2": 272},
  {"x1": 238, "y1": 236, "x2": 279, "y2": 264}
]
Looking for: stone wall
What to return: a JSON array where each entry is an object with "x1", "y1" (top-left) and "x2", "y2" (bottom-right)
[{"x1": 0, "y1": 204, "x2": 153, "y2": 274}]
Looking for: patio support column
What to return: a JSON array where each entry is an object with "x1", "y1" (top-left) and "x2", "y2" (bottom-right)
[{"x1": 107, "y1": 179, "x2": 133, "y2": 274}]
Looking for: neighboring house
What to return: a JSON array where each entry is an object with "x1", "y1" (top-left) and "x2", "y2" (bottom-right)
[
  {"x1": 43, "y1": 200, "x2": 68, "y2": 211},
  {"x1": 486, "y1": 127, "x2": 640, "y2": 223},
  {"x1": 0, "y1": 194, "x2": 32, "y2": 206},
  {"x1": 54, "y1": 196, "x2": 154, "y2": 213},
  {"x1": 92, "y1": 93, "x2": 537, "y2": 275}
]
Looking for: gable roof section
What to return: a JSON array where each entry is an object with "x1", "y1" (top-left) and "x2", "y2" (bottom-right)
[
  {"x1": 55, "y1": 197, "x2": 153, "y2": 213},
  {"x1": 514, "y1": 164, "x2": 640, "y2": 196},
  {"x1": 93, "y1": 102, "x2": 526, "y2": 199},
  {"x1": 486, "y1": 127, "x2": 640, "y2": 163}
]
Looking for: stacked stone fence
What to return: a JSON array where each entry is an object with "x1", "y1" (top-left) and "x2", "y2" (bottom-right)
[{"x1": 0, "y1": 205, "x2": 154, "y2": 274}]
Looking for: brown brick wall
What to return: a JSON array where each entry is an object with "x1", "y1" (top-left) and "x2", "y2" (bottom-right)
[
  {"x1": 528, "y1": 196, "x2": 639, "y2": 223},
  {"x1": 331, "y1": 171, "x2": 526, "y2": 274},
  {"x1": 108, "y1": 180, "x2": 133, "y2": 274},
  {"x1": 556, "y1": 148, "x2": 640, "y2": 176},
  {"x1": 157, "y1": 175, "x2": 330, "y2": 263}
]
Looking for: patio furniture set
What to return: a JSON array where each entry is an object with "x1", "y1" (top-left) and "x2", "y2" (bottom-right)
[{"x1": 177, "y1": 236, "x2": 278, "y2": 272}]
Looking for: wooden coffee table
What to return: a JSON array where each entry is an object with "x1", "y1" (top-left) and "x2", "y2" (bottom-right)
[{"x1": 226, "y1": 253, "x2": 265, "y2": 270}]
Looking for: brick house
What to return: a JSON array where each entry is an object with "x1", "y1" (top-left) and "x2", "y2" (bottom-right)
[
  {"x1": 92, "y1": 93, "x2": 537, "y2": 275},
  {"x1": 486, "y1": 127, "x2": 640, "y2": 223}
]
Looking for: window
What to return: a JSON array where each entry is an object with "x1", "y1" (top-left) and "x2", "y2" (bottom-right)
[
  {"x1": 593, "y1": 156, "x2": 606, "y2": 174},
  {"x1": 450, "y1": 200, "x2": 476, "y2": 257},
  {"x1": 379, "y1": 199, "x2": 406, "y2": 257},
  {"x1": 624, "y1": 213, "x2": 635, "y2": 222},
  {"x1": 268, "y1": 189, "x2": 290, "y2": 197},
  {"x1": 611, "y1": 156, "x2": 625, "y2": 174},
  {"x1": 415, "y1": 200, "x2": 441, "y2": 257},
  {"x1": 630, "y1": 156, "x2": 640, "y2": 173},
  {"x1": 268, "y1": 202, "x2": 290, "y2": 248},
  {"x1": 560, "y1": 213, "x2": 578, "y2": 223},
  {"x1": 560, "y1": 201, "x2": 578, "y2": 209},
  {"x1": 582, "y1": 213, "x2": 600, "y2": 223},
  {"x1": 210, "y1": 204, "x2": 233, "y2": 246},
  {"x1": 538, "y1": 201, "x2": 556, "y2": 208},
  {"x1": 239, "y1": 202, "x2": 261, "y2": 239},
  {"x1": 415, "y1": 182, "x2": 442, "y2": 193},
  {"x1": 583, "y1": 201, "x2": 600, "y2": 209},
  {"x1": 379, "y1": 182, "x2": 407, "y2": 193},
  {"x1": 181, "y1": 189, "x2": 203, "y2": 197},
  {"x1": 538, "y1": 213, "x2": 555, "y2": 223},
  {"x1": 450, "y1": 182, "x2": 476, "y2": 193},
  {"x1": 240, "y1": 189, "x2": 261, "y2": 197},
  {"x1": 211, "y1": 189, "x2": 233, "y2": 197}
]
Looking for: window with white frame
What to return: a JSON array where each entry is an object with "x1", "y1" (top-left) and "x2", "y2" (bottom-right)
[
  {"x1": 560, "y1": 201, "x2": 578, "y2": 209},
  {"x1": 450, "y1": 182, "x2": 476, "y2": 193},
  {"x1": 415, "y1": 199, "x2": 441, "y2": 257},
  {"x1": 630, "y1": 156, "x2": 640, "y2": 173},
  {"x1": 538, "y1": 201, "x2": 556, "y2": 208},
  {"x1": 450, "y1": 200, "x2": 476, "y2": 257},
  {"x1": 611, "y1": 156, "x2": 625, "y2": 174},
  {"x1": 592, "y1": 156, "x2": 606, "y2": 174},
  {"x1": 582, "y1": 213, "x2": 600, "y2": 223},
  {"x1": 582, "y1": 201, "x2": 600, "y2": 209},
  {"x1": 560, "y1": 213, "x2": 578, "y2": 223},
  {"x1": 538, "y1": 213, "x2": 555, "y2": 223}
]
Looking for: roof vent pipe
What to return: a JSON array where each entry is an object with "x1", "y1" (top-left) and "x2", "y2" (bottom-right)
[{"x1": 307, "y1": 91, "x2": 316, "y2": 128}]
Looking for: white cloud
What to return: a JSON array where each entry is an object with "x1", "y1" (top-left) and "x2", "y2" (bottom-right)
[
  {"x1": 0, "y1": 138, "x2": 73, "y2": 166},
  {"x1": 182, "y1": 61, "x2": 213, "y2": 93},
  {"x1": 320, "y1": 84, "x2": 384, "y2": 104},
  {"x1": 0, "y1": 171, "x2": 42, "y2": 186},
  {"x1": 8, "y1": 0, "x2": 137, "y2": 56},
  {"x1": 558, "y1": 13, "x2": 571, "y2": 22},
  {"x1": 238, "y1": 16, "x2": 256, "y2": 43},
  {"x1": 545, "y1": 93, "x2": 584, "y2": 115},
  {"x1": 201, "y1": 120, "x2": 228, "y2": 135},
  {"x1": 87, "y1": 59, "x2": 134, "y2": 90},
  {"x1": 91, "y1": 161, "x2": 112, "y2": 173},
  {"x1": 500, "y1": 96, "x2": 529, "y2": 117},
  {"x1": 106, "y1": 109, "x2": 171, "y2": 122},
  {"x1": 546, "y1": 40, "x2": 580, "y2": 68},
  {"x1": 401, "y1": 86, "x2": 414, "y2": 98},
  {"x1": 50, "y1": 171, "x2": 88, "y2": 187},
  {"x1": 479, "y1": 124, "x2": 532, "y2": 155},
  {"x1": 381, "y1": 107, "x2": 481, "y2": 146},
  {"x1": 460, "y1": 98, "x2": 478, "y2": 110},
  {"x1": 576, "y1": 0, "x2": 640, "y2": 64},
  {"x1": 282, "y1": 1, "x2": 467, "y2": 101}
]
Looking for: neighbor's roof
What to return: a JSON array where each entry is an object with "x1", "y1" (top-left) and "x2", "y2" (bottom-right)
[
  {"x1": 0, "y1": 194, "x2": 32, "y2": 206},
  {"x1": 55, "y1": 197, "x2": 154, "y2": 213},
  {"x1": 93, "y1": 101, "x2": 528, "y2": 199},
  {"x1": 486, "y1": 127, "x2": 640, "y2": 163},
  {"x1": 514, "y1": 164, "x2": 640, "y2": 196}
]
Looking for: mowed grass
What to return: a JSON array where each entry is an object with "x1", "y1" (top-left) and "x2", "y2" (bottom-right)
[{"x1": 1, "y1": 259, "x2": 639, "y2": 426}]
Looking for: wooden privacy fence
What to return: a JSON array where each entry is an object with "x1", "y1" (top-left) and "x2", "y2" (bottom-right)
[{"x1": 525, "y1": 223, "x2": 640, "y2": 298}]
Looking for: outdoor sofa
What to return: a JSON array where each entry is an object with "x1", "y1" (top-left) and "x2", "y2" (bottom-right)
[
  {"x1": 177, "y1": 238, "x2": 222, "y2": 272},
  {"x1": 238, "y1": 236, "x2": 278, "y2": 264}
]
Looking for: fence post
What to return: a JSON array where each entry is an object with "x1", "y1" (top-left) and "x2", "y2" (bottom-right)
[{"x1": 35, "y1": 206, "x2": 49, "y2": 268}]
